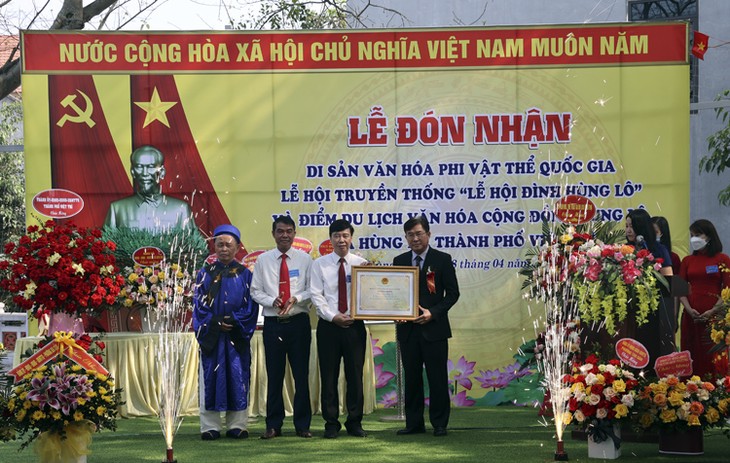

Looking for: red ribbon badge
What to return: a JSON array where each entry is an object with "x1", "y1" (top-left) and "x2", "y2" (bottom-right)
[{"x1": 426, "y1": 269, "x2": 436, "y2": 294}]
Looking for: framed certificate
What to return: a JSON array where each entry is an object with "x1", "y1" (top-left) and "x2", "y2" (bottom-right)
[{"x1": 350, "y1": 266, "x2": 419, "y2": 321}]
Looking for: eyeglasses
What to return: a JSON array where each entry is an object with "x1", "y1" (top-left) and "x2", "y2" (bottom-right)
[{"x1": 405, "y1": 231, "x2": 427, "y2": 240}]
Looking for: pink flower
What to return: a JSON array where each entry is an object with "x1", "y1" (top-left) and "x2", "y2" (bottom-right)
[
  {"x1": 584, "y1": 259, "x2": 602, "y2": 282},
  {"x1": 374, "y1": 363, "x2": 395, "y2": 389},
  {"x1": 450, "y1": 390, "x2": 476, "y2": 407},
  {"x1": 448, "y1": 356, "x2": 476, "y2": 390},
  {"x1": 378, "y1": 391, "x2": 398, "y2": 408},
  {"x1": 476, "y1": 368, "x2": 511, "y2": 389},
  {"x1": 621, "y1": 260, "x2": 642, "y2": 285},
  {"x1": 371, "y1": 338, "x2": 384, "y2": 357}
]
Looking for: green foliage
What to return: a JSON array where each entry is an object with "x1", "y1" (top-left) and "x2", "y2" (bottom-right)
[
  {"x1": 238, "y1": 0, "x2": 348, "y2": 30},
  {"x1": 701, "y1": 90, "x2": 730, "y2": 206},
  {"x1": 474, "y1": 373, "x2": 544, "y2": 407},
  {"x1": 101, "y1": 226, "x2": 209, "y2": 271},
  {"x1": 0, "y1": 100, "x2": 24, "y2": 247}
]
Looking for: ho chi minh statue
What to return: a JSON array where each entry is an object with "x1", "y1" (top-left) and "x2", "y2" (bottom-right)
[{"x1": 104, "y1": 145, "x2": 195, "y2": 231}]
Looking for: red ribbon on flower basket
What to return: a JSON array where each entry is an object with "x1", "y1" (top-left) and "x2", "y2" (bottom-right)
[{"x1": 8, "y1": 331, "x2": 108, "y2": 382}]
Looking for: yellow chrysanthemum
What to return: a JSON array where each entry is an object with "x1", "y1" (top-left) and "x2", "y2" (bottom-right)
[
  {"x1": 31, "y1": 410, "x2": 45, "y2": 422},
  {"x1": 711, "y1": 328, "x2": 725, "y2": 344},
  {"x1": 96, "y1": 406, "x2": 107, "y2": 416},
  {"x1": 74, "y1": 410, "x2": 85, "y2": 421}
]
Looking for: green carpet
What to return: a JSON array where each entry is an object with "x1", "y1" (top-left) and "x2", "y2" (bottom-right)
[{"x1": 1, "y1": 407, "x2": 728, "y2": 462}]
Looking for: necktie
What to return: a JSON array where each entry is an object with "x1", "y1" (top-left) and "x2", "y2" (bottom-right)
[
  {"x1": 279, "y1": 253, "x2": 290, "y2": 304},
  {"x1": 338, "y1": 257, "x2": 347, "y2": 313},
  {"x1": 415, "y1": 255, "x2": 423, "y2": 270}
]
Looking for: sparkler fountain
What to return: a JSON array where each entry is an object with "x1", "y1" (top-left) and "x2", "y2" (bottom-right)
[
  {"x1": 147, "y1": 233, "x2": 200, "y2": 463},
  {"x1": 529, "y1": 225, "x2": 582, "y2": 461}
]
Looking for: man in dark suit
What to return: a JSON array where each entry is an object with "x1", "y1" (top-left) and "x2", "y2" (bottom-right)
[{"x1": 393, "y1": 216, "x2": 459, "y2": 437}]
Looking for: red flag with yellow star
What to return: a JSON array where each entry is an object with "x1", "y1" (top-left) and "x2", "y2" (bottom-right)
[
  {"x1": 130, "y1": 74, "x2": 237, "y2": 249},
  {"x1": 692, "y1": 31, "x2": 710, "y2": 60}
]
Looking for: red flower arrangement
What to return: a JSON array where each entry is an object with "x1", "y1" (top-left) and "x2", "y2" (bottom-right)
[
  {"x1": 0, "y1": 221, "x2": 125, "y2": 319},
  {"x1": 562, "y1": 355, "x2": 640, "y2": 443}
]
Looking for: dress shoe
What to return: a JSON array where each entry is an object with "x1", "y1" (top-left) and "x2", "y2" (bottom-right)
[
  {"x1": 226, "y1": 428, "x2": 248, "y2": 439},
  {"x1": 323, "y1": 428, "x2": 339, "y2": 439},
  {"x1": 396, "y1": 427, "x2": 426, "y2": 435},
  {"x1": 346, "y1": 427, "x2": 367, "y2": 437},
  {"x1": 260, "y1": 428, "x2": 282, "y2": 439},
  {"x1": 433, "y1": 427, "x2": 448, "y2": 437},
  {"x1": 201, "y1": 430, "x2": 221, "y2": 440},
  {"x1": 296, "y1": 429, "x2": 313, "y2": 438}
]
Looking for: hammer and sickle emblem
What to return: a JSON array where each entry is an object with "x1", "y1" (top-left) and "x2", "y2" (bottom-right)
[{"x1": 56, "y1": 90, "x2": 96, "y2": 128}]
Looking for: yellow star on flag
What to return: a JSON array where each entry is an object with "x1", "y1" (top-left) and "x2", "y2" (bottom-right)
[{"x1": 134, "y1": 87, "x2": 178, "y2": 128}]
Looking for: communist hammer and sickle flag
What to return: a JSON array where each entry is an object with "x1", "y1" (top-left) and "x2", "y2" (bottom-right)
[
  {"x1": 49, "y1": 75, "x2": 131, "y2": 227},
  {"x1": 56, "y1": 89, "x2": 96, "y2": 128}
]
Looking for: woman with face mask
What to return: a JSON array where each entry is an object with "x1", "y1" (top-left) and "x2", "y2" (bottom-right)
[{"x1": 679, "y1": 219, "x2": 730, "y2": 379}]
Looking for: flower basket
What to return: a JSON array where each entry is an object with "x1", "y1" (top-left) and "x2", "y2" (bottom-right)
[
  {"x1": 563, "y1": 357, "x2": 639, "y2": 459},
  {"x1": 36, "y1": 421, "x2": 94, "y2": 463},
  {"x1": 658, "y1": 426, "x2": 703, "y2": 455},
  {"x1": 0, "y1": 221, "x2": 125, "y2": 321},
  {"x1": 587, "y1": 421, "x2": 621, "y2": 459},
  {"x1": 0, "y1": 332, "x2": 121, "y2": 457}
]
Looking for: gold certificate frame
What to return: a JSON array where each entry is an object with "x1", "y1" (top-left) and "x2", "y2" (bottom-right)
[{"x1": 351, "y1": 266, "x2": 419, "y2": 321}]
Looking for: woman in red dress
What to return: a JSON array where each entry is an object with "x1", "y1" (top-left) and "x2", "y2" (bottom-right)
[{"x1": 679, "y1": 219, "x2": 730, "y2": 379}]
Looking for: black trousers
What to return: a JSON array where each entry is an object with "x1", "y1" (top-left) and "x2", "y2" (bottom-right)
[
  {"x1": 262, "y1": 313, "x2": 312, "y2": 431},
  {"x1": 316, "y1": 318, "x2": 366, "y2": 431},
  {"x1": 401, "y1": 325, "x2": 450, "y2": 429}
]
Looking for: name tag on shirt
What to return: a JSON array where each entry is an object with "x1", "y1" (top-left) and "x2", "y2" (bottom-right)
[
  {"x1": 289, "y1": 269, "x2": 300, "y2": 278},
  {"x1": 706, "y1": 265, "x2": 719, "y2": 274}
]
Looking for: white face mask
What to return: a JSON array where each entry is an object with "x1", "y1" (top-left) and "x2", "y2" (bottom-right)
[
  {"x1": 690, "y1": 236, "x2": 707, "y2": 251},
  {"x1": 656, "y1": 234, "x2": 662, "y2": 242}
]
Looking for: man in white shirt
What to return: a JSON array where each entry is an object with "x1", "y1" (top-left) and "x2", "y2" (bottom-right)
[
  {"x1": 251, "y1": 215, "x2": 313, "y2": 439},
  {"x1": 310, "y1": 219, "x2": 368, "y2": 439}
]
